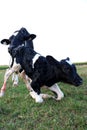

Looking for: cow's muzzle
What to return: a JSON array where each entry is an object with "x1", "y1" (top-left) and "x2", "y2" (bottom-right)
[{"x1": 73, "y1": 75, "x2": 83, "y2": 86}]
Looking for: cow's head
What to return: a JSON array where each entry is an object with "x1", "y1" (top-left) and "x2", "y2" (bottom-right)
[
  {"x1": 60, "y1": 57, "x2": 83, "y2": 86},
  {"x1": 1, "y1": 27, "x2": 36, "y2": 55}
]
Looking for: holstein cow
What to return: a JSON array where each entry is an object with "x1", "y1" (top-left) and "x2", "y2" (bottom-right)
[
  {"x1": 1, "y1": 34, "x2": 20, "y2": 86},
  {"x1": 0, "y1": 27, "x2": 36, "y2": 97},
  {"x1": 6, "y1": 32, "x2": 83, "y2": 103}
]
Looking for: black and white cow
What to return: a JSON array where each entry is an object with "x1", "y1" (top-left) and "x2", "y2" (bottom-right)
[
  {"x1": 0, "y1": 27, "x2": 36, "y2": 97},
  {"x1": 1, "y1": 34, "x2": 21, "y2": 86},
  {"x1": 7, "y1": 32, "x2": 83, "y2": 103}
]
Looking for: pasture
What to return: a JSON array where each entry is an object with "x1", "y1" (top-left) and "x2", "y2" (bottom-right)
[{"x1": 0, "y1": 65, "x2": 87, "y2": 130}]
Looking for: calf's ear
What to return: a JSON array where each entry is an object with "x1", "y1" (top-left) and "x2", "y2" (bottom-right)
[
  {"x1": 29, "y1": 34, "x2": 36, "y2": 40},
  {"x1": 0, "y1": 39, "x2": 11, "y2": 45},
  {"x1": 66, "y1": 57, "x2": 70, "y2": 61}
]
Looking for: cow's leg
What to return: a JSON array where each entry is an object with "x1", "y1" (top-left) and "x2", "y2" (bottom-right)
[
  {"x1": 0, "y1": 68, "x2": 15, "y2": 97},
  {"x1": 12, "y1": 73, "x2": 19, "y2": 86},
  {"x1": 0, "y1": 64, "x2": 21, "y2": 97},
  {"x1": 40, "y1": 93, "x2": 55, "y2": 99},
  {"x1": 30, "y1": 81, "x2": 43, "y2": 103},
  {"x1": 30, "y1": 90, "x2": 43, "y2": 103},
  {"x1": 38, "y1": 85, "x2": 55, "y2": 99},
  {"x1": 20, "y1": 70, "x2": 33, "y2": 91},
  {"x1": 30, "y1": 83, "x2": 64, "y2": 102},
  {"x1": 12, "y1": 73, "x2": 15, "y2": 82},
  {"x1": 48, "y1": 83, "x2": 64, "y2": 100}
]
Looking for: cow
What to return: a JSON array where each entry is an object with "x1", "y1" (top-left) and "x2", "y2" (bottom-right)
[
  {"x1": 1, "y1": 33, "x2": 19, "y2": 86},
  {"x1": 0, "y1": 27, "x2": 36, "y2": 97},
  {"x1": 6, "y1": 31, "x2": 83, "y2": 103}
]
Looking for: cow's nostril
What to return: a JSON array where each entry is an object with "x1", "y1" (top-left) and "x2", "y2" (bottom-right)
[{"x1": 80, "y1": 79, "x2": 83, "y2": 84}]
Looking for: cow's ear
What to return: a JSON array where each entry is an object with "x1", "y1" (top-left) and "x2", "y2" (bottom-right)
[
  {"x1": 66, "y1": 57, "x2": 70, "y2": 61},
  {"x1": 0, "y1": 39, "x2": 11, "y2": 45},
  {"x1": 29, "y1": 34, "x2": 36, "y2": 40}
]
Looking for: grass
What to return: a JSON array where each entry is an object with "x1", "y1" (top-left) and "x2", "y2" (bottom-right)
[
  {"x1": 0, "y1": 65, "x2": 87, "y2": 130},
  {"x1": 0, "y1": 65, "x2": 9, "y2": 70}
]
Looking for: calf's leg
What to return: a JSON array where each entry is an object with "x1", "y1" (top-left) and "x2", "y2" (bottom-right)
[
  {"x1": 0, "y1": 64, "x2": 21, "y2": 97},
  {"x1": 49, "y1": 83, "x2": 64, "y2": 100},
  {"x1": 30, "y1": 81, "x2": 43, "y2": 103},
  {"x1": 20, "y1": 70, "x2": 33, "y2": 91},
  {"x1": 12, "y1": 73, "x2": 19, "y2": 86},
  {"x1": 30, "y1": 90, "x2": 43, "y2": 103}
]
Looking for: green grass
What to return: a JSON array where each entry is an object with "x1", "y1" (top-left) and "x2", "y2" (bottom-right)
[
  {"x1": 0, "y1": 65, "x2": 87, "y2": 130},
  {"x1": 0, "y1": 65, "x2": 9, "y2": 70}
]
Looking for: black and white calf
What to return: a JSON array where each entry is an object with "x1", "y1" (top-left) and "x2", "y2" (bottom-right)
[
  {"x1": 7, "y1": 33, "x2": 83, "y2": 103},
  {"x1": 0, "y1": 27, "x2": 36, "y2": 97},
  {"x1": 1, "y1": 33, "x2": 19, "y2": 86}
]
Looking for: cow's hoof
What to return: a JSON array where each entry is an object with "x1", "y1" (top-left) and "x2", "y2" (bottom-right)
[
  {"x1": 30, "y1": 91, "x2": 43, "y2": 103},
  {"x1": 56, "y1": 93, "x2": 64, "y2": 101},
  {"x1": 35, "y1": 96, "x2": 43, "y2": 103},
  {"x1": 0, "y1": 91, "x2": 4, "y2": 97},
  {"x1": 13, "y1": 82, "x2": 18, "y2": 87}
]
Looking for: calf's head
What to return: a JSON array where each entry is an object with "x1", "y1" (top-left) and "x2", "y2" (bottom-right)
[
  {"x1": 1, "y1": 27, "x2": 36, "y2": 55},
  {"x1": 60, "y1": 58, "x2": 83, "y2": 86}
]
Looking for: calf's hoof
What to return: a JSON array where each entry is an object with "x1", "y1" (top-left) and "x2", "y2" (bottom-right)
[
  {"x1": 56, "y1": 93, "x2": 64, "y2": 101},
  {"x1": 13, "y1": 82, "x2": 18, "y2": 87},
  {"x1": 30, "y1": 91, "x2": 43, "y2": 103},
  {"x1": 35, "y1": 95, "x2": 43, "y2": 103},
  {"x1": 0, "y1": 90, "x2": 4, "y2": 97}
]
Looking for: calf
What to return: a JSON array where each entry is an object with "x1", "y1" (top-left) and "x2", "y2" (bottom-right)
[
  {"x1": 0, "y1": 27, "x2": 36, "y2": 97},
  {"x1": 1, "y1": 34, "x2": 19, "y2": 86},
  {"x1": 7, "y1": 34, "x2": 83, "y2": 103}
]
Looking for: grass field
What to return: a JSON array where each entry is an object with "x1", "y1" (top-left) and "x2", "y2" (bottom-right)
[{"x1": 0, "y1": 65, "x2": 87, "y2": 130}]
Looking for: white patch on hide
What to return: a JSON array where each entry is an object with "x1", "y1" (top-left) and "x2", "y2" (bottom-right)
[
  {"x1": 2, "y1": 41, "x2": 8, "y2": 45},
  {"x1": 66, "y1": 59, "x2": 72, "y2": 65},
  {"x1": 32, "y1": 54, "x2": 40, "y2": 68}
]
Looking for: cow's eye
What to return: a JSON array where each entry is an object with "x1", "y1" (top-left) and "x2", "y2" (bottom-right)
[
  {"x1": 65, "y1": 67, "x2": 70, "y2": 71},
  {"x1": 67, "y1": 67, "x2": 70, "y2": 72},
  {"x1": 62, "y1": 66, "x2": 70, "y2": 73}
]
